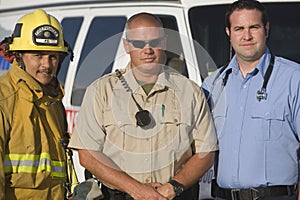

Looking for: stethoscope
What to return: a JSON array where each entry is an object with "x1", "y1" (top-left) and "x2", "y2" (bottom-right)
[{"x1": 210, "y1": 54, "x2": 275, "y2": 103}]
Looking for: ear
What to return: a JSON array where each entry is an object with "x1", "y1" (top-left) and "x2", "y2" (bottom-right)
[
  {"x1": 225, "y1": 27, "x2": 230, "y2": 37},
  {"x1": 265, "y1": 22, "x2": 270, "y2": 37},
  {"x1": 123, "y1": 38, "x2": 130, "y2": 54}
]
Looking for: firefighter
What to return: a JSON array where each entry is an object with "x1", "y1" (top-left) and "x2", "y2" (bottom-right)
[{"x1": 0, "y1": 9, "x2": 73, "y2": 199}]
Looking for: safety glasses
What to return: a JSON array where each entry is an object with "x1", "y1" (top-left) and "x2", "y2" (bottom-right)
[{"x1": 126, "y1": 37, "x2": 165, "y2": 49}]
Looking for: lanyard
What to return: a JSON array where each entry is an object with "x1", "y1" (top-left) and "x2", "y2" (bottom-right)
[
  {"x1": 210, "y1": 54, "x2": 275, "y2": 104},
  {"x1": 256, "y1": 54, "x2": 275, "y2": 101}
]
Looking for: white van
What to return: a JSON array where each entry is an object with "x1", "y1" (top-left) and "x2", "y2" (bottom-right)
[{"x1": 1, "y1": 0, "x2": 300, "y2": 199}]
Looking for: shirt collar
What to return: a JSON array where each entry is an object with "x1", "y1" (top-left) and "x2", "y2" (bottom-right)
[
  {"x1": 258, "y1": 48, "x2": 272, "y2": 78},
  {"x1": 226, "y1": 47, "x2": 272, "y2": 78},
  {"x1": 115, "y1": 63, "x2": 176, "y2": 94},
  {"x1": 156, "y1": 66, "x2": 178, "y2": 90}
]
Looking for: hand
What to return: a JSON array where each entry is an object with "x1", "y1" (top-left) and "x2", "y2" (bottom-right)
[
  {"x1": 145, "y1": 182, "x2": 163, "y2": 189},
  {"x1": 156, "y1": 183, "x2": 176, "y2": 200},
  {"x1": 130, "y1": 183, "x2": 168, "y2": 200}
]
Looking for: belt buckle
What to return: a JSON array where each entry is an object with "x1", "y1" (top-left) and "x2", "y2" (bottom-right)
[
  {"x1": 250, "y1": 188, "x2": 259, "y2": 200},
  {"x1": 231, "y1": 189, "x2": 240, "y2": 200},
  {"x1": 231, "y1": 188, "x2": 260, "y2": 200}
]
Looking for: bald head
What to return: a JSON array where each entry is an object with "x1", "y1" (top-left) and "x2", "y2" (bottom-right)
[
  {"x1": 126, "y1": 12, "x2": 163, "y2": 31},
  {"x1": 123, "y1": 12, "x2": 167, "y2": 76},
  {"x1": 125, "y1": 13, "x2": 165, "y2": 40}
]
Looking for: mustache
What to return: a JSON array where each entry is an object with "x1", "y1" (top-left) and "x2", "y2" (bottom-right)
[{"x1": 38, "y1": 69, "x2": 53, "y2": 74}]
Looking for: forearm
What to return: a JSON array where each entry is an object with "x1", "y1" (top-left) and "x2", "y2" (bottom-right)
[
  {"x1": 78, "y1": 149, "x2": 141, "y2": 194},
  {"x1": 77, "y1": 149, "x2": 166, "y2": 200},
  {"x1": 172, "y1": 151, "x2": 215, "y2": 189},
  {"x1": 156, "y1": 151, "x2": 215, "y2": 199}
]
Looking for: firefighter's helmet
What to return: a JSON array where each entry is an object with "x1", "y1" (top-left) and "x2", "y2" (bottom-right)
[{"x1": 7, "y1": 9, "x2": 69, "y2": 53}]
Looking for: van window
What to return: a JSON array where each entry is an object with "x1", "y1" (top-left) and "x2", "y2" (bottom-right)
[
  {"x1": 189, "y1": 4, "x2": 229, "y2": 77},
  {"x1": 71, "y1": 16, "x2": 127, "y2": 106},
  {"x1": 59, "y1": 17, "x2": 83, "y2": 87},
  {"x1": 159, "y1": 15, "x2": 188, "y2": 77},
  {"x1": 266, "y1": 3, "x2": 300, "y2": 64},
  {"x1": 189, "y1": 2, "x2": 300, "y2": 79},
  {"x1": 71, "y1": 15, "x2": 186, "y2": 107}
]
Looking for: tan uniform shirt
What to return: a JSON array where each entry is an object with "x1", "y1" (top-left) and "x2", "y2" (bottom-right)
[{"x1": 69, "y1": 65, "x2": 217, "y2": 184}]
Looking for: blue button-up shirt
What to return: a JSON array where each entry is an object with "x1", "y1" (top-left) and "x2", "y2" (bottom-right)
[{"x1": 202, "y1": 49, "x2": 300, "y2": 188}]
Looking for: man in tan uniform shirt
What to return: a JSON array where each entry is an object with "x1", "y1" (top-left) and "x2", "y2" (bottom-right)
[{"x1": 69, "y1": 12, "x2": 218, "y2": 200}]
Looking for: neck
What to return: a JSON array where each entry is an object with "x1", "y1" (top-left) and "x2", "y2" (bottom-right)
[
  {"x1": 131, "y1": 65, "x2": 162, "y2": 83},
  {"x1": 237, "y1": 59, "x2": 260, "y2": 78}
]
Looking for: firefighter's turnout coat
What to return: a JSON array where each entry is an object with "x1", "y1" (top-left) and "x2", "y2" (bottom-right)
[{"x1": 0, "y1": 62, "x2": 68, "y2": 200}]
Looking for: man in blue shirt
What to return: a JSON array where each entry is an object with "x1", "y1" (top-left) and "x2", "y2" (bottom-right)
[{"x1": 202, "y1": 0, "x2": 300, "y2": 199}]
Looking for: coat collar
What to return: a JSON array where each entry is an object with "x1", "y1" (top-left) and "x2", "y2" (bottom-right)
[{"x1": 9, "y1": 62, "x2": 64, "y2": 103}]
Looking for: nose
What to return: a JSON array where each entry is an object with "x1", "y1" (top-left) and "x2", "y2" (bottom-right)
[
  {"x1": 243, "y1": 29, "x2": 253, "y2": 41},
  {"x1": 41, "y1": 55, "x2": 52, "y2": 68},
  {"x1": 143, "y1": 44, "x2": 154, "y2": 53}
]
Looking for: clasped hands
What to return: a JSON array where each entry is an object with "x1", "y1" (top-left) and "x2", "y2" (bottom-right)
[{"x1": 147, "y1": 182, "x2": 176, "y2": 200}]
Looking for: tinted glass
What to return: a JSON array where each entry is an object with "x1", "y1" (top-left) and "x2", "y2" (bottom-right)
[
  {"x1": 189, "y1": 3, "x2": 300, "y2": 79},
  {"x1": 60, "y1": 17, "x2": 83, "y2": 87},
  {"x1": 71, "y1": 15, "x2": 186, "y2": 106},
  {"x1": 266, "y1": 3, "x2": 300, "y2": 64},
  {"x1": 71, "y1": 16, "x2": 126, "y2": 106},
  {"x1": 159, "y1": 15, "x2": 188, "y2": 77},
  {"x1": 189, "y1": 4, "x2": 230, "y2": 76}
]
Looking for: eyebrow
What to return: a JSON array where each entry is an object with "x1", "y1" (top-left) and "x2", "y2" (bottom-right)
[{"x1": 233, "y1": 23, "x2": 261, "y2": 29}]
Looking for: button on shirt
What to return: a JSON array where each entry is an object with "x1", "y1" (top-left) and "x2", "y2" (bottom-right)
[
  {"x1": 69, "y1": 64, "x2": 218, "y2": 184},
  {"x1": 202, "y1": 49, "x2": 300, "y2": 188}
]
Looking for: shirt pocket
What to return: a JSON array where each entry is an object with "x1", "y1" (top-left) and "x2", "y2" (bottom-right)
[
  {"x1": 160, "y1": 110, "x2": 192, "y2": 131},
  {"x1": 160, "y1": 110, "x2": 193, "y2": 156},
  {"x1": 212, "y1": 103, "x2": 228, "y2": 138},
  {"x1": 251, "y1": 104, "x2": 285, "y2": 141},
  {"x1": 103, "y1": 108, "x2": 133, "y2": 128}
]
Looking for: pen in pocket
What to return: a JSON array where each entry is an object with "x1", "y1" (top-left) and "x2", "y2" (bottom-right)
[{"x1": 161, "y1": 104, "x2": 165, "y2": 118}]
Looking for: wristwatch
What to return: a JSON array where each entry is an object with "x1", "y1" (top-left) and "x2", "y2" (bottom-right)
[{"x1": 168, "y1": 180, "x2": 184, "y2": 196}]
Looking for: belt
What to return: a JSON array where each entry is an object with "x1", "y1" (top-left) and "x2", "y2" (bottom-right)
[
  {"x1": 212, "y1": 180, "x2": 297, "y2": 200},
  {"x1": 102, "y1": 185, "x2": 134, "y2": 200},
  {"x1": 102, "y1": 182, "x2": 199, "y2": 200}
]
